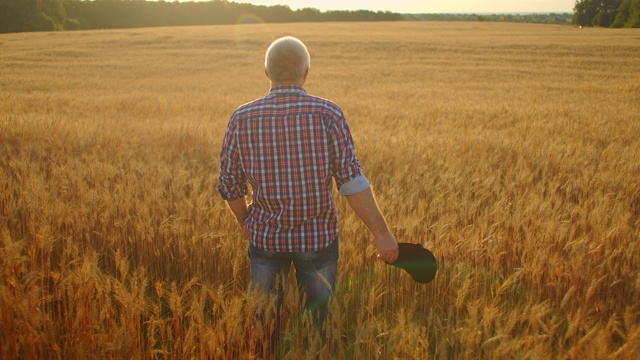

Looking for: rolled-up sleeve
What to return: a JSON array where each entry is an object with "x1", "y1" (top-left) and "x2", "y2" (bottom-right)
[
  {"x1": 327, "y1": 109, "x2": 369, "y2": 193},
  {"x1": 216, "y1": 116, "x2": 248, "y2": 201},
  {"x1": 339, "y1": 174, "x2": 370, "y2": 196}
]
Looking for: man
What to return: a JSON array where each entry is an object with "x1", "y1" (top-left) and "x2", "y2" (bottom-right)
[{"x1": 216, "y1": 36, "x2": 398, "y2": 345}]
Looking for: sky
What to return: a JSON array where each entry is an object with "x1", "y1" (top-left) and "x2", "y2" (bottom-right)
[{"x1": 171, "y1": 1, "x2": 576, "y2": 14}]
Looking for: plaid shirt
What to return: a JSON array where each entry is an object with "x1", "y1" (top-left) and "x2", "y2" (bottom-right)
[{"x1": 217, "y1": 85, "x2": 364, "y2": 252}]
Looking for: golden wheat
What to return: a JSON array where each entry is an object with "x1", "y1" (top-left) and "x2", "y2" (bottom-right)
[{"x1": 1, "y1": 21, "x2": 639, "y2": 359}]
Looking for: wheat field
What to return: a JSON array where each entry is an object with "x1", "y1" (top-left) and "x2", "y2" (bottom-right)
[{"x1": 1, "y1": 21, "x2": 639, "y2": 359}]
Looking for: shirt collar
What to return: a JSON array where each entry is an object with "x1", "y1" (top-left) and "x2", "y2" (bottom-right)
[{"x1": 269, "y1": 85, "x2": 307, "y2": 96}]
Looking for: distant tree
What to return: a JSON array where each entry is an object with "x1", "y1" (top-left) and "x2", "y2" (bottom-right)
[
  {"x1": 0, "y1": 0, "x2": 67, "y2": 32},
  {"x1": 595, "y1": 0, "x2": 622, "y2": 26},
  {"x1": 573, "y1": 0, "x2": 598, "y2": 26},
  {"x1": 613, "y1": 0, "x2": 632, "y2": 26},
  {"x1": 295, "y1": 7, "x2": 322, "y2": 22},
  {"x1": 626, "y1": 0, "x2": 640, "y2": 27},
  {"x1": 0, "y1": 0, "x2": 25, "y2": 32},
  {"x1": 573, "y1": 0, "x2": 623, "y2": 27},
  {"x1": 260, "y1": 4, "x2": 295, "y2": 23}
]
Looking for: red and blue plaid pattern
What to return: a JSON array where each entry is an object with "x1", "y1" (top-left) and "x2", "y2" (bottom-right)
[{"x1": 217, "y1": 85, "x2": 363, "y2": 252}]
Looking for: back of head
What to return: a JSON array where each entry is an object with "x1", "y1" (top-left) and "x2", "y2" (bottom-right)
[{"x1": 265, "y1": 36, "x2": 310, "y2": 84}]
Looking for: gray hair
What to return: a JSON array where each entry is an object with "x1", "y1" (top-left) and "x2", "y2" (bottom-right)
[{"x1": 264, "y1": 36, "x2": 310, "y2": 82}]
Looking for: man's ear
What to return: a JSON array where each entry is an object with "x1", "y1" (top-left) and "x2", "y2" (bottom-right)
[
  {"x1": 264, "y1": 69, "x2": 270, "y2": 79},
  {"x1": 303, "y1": 68, "x2": 309, "y2": 80}
]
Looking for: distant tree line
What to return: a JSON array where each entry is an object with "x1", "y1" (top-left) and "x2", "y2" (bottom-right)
[
  {"x1": 405, "y1": 1, "x2": 640, "y2": 28},
  {"x1": 403, "y1": 12, "x2": 573, "y2": 25},
  {"x1": 3, "y1": 0, "x2": 639, "y2": 33},
  {"x1": 573, "y1": 0, "x2": 640, "y2": 27},
  {"x1": 0, "y1": 0, "x2": 401, "y2": 33}
]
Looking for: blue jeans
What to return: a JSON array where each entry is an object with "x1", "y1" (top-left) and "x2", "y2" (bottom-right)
[
  {"x1": 248, "y1": 237, "x2": 338, "y2": 317},
  {"x1": 248, "y1": 237, "x2": 338, "y2": 353}
]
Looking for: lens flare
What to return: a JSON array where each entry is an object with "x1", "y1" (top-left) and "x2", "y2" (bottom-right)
[{"x1": 234, "y1": 13, "x2": 274, "y2": 51}]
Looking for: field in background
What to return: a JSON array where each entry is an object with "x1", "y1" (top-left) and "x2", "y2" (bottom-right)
[{"x1": 1, "y1": 22, "x2": 639, "y2": 358}]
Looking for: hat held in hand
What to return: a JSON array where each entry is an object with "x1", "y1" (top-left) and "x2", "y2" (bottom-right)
[{"x1": 390, "y1": 243, "x2": 438, "y2": 284}]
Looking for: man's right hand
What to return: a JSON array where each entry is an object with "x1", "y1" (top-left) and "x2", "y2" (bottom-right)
[
  {"x1": 375, "y1": 231, "x2": 399, "y2": 264},
  {"x1": 226, "y1": 197, "x2": 250, "y2": 238},
  {"x1": 344, "y1": 187, "x2": 399, "y2": 263}
]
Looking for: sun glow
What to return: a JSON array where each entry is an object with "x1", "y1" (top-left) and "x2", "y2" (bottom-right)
[{"x1": 234, "y1": 13, "x2": 274, "y2": 50}]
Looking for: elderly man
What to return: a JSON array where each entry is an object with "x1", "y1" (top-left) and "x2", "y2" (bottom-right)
[{"x1": 217, "y1": 36, "x2": 398, "y2": 346}]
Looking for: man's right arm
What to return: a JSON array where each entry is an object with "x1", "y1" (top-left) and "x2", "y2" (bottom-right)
[
  {"x1": 345, "y1": 187, "x2": 399, "y2": 263},
  {"x1": 226, "y1": 197, "x2": 250, "y2": 238},
  {"x1": 217, "y1": 114, "x2": 250, "y2": 237},
  {"x1": 326, "y1": 109, "x2": 398, "y2": 262}
]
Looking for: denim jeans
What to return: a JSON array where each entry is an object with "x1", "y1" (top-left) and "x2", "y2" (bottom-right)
[
  {"x1": 248, "y1": 237, "x2": 338, "y2": 354},
  {"x1": 248, "y1": 237, "x2": 339, "y2": 317}
]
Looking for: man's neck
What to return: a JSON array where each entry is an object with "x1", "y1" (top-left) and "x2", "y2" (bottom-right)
[{"x1": 270, "y1": 79, "x2": 306, "y2": 87}]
